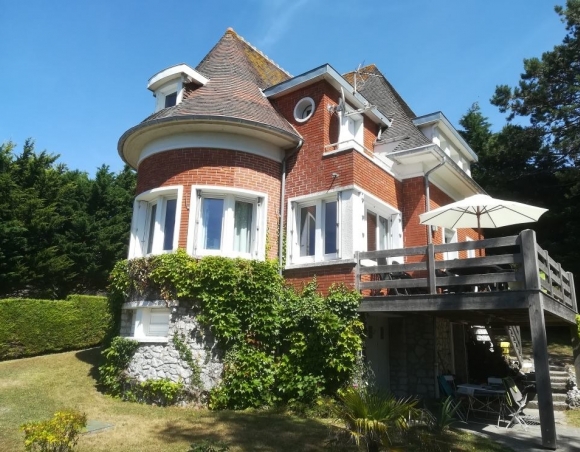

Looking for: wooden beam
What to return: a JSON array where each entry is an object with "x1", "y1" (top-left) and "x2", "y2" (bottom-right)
[
  {"x1": 359, "y1": 291, "x2": 529, "y2": 312},
  {"x1": 541, "y1": 295, "x2": 577, "y2": 325},
  {"x1": 520, "y1": 229, "x2": 557, "y2": 449},
  {"x1": 427, "y1": 243, "x2": 436, "y2": 294},
  {"x1": 529, "y1": 293, "x2": 557, "y2": 450},
  {"x1": 571, "y1": 324, "x2": 580, "y2": 388}
]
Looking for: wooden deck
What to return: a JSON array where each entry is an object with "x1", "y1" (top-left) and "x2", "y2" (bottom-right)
[
  {"x1": 355, "y1": 230, "x2": 577, "y2": 325},
  {"x1": 355, "y1": 229, "x2": 577, "y2": 450}
]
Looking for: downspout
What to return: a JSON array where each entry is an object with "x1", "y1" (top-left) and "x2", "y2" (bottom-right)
[
  {"x1": 278, "y1": 139, "x2": 304, "y2": 275},
  {"x1": 424, "y1": 156, "x2": 446, "y2": 399},
  {"x1": 424, "y1": 156, "x2": 447, "y2": 244}
]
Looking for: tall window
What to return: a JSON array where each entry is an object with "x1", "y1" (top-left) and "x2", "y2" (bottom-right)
[
  {"x1": 292, "y1": 197, "x2": 339, "y2": 263},
  {"x1": 144, "y1": 197, "x2": 177, "y2": 255},
  {"x1": 195, "y1": 190, "x2": 263, "y2": 259},
  {"x1": 129, "y1": 186, "x2": 182, "y2": 259},
  {"x1": 367, "y1": 211, "x2": 391, "y2": 252}
]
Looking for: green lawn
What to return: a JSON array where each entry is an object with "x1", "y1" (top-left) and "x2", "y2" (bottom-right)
[{"x1": 0, "y1": 348, "x2": 512, "y2": 451}]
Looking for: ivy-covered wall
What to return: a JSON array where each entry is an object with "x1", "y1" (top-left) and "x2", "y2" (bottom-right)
[{"x1": 108, "y1": 251, "x2": 364, "y2": 409}]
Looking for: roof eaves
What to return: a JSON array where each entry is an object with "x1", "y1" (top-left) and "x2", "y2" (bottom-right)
[
  {"x1": 389, "y1": 144, "x2": 484, "y2": 194},
  {"x1": 263, "y1": 64, "x2": 392, "y2": 127},
  {"x1": 413, "y1": 111, "x2": 478, "y2": 162}
]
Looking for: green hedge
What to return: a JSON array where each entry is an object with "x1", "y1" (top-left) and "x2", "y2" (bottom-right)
[{"x1": 0, "y1": 295, "x2": 112, "y2": 360}]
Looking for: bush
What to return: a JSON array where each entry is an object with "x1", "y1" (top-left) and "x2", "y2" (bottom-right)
[
  {"x1": 0, "y1": 295, "x2": 112, "y2": 360},
  {"x1": 20, "y1": 409, "x2": 87, "y2": 452},
  {"x1": 98, "y1": 336, "x2": 139, "y2": 397},
  {"x1": 127, "y1": 379, "x2": 184, "y2": 406},
  {"x1": 333, "y1": 387, "x2": 418, "y2": 452},
  {"x1": 188, "y1": 440, "x2": 230, "y2": 452}
]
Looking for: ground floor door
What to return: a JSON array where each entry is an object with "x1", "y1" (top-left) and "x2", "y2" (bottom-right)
[{"x1": 365, "y1": 315, "x2": 390, "y2": 391}]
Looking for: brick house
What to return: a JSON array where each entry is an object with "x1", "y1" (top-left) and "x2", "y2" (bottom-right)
[
  {"x1": 117, "y1": 29, "x2": 578, "y2": 447},
  {"x1": 117, "y1": 28, "x2": 485, "y2": 390}
]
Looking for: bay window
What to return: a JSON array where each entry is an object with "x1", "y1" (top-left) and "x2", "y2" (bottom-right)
[
  {"x1": 191, "y1": 188, "x2": 265, "y2": 259},
  {"x1": 129, "y1": 186, "x2": 182, "y2": 258}
]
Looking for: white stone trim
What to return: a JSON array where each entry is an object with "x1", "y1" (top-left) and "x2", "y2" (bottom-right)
[{"x1": 137, "y1": 132, "x2": 285, "y2": 166}]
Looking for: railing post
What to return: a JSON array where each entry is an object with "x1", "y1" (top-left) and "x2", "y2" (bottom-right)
[
  {"x1": 520, "y1": 229, "x2": 557, "y2": 449},
  {"x1": 354, "y1": 251, "x2": 360, "y2": 292},
  {"x1": 543, "y1": 250, "x2": 553, "y2": 296},
  {"x1": 569, "y1": 271, "x2": 577, "y2": 313},
  {"x1": 427, "y1": 243, "x2": 436, "y2": 294}
]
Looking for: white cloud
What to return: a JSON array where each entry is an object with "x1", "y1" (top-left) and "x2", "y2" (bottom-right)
[{"x1": 255, "y1": 0, "x2": 311, "y2": 49}]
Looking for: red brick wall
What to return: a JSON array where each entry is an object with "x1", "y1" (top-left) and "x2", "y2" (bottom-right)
[
  {"x1": 137, "y1": 148, "x2": 281, "y2": 259},
  {"x1": 284, "y1": 264, "x2": 356, "y2": 294}
]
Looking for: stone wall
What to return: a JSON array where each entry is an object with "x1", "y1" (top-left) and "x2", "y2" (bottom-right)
[
  {"x1": 121, "y1": 301, "x2": 223, "y2": 391},
  {"x1": 435, "y1": 317, "x2": 454, "y2": 375},
  {"x1": 388, "y1": 315, "x2": 437, "y2": 398}
]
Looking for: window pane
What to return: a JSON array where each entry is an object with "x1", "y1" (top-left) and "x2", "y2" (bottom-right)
[
  {"x1": 300, "y1": 206, "x2": 316, "y2": 257},
  {"x1": 202, "y1": 198, "x2": 224, "y2": 250},
  {"x1": 233, "y1": 201, "x2": 253, "y2": 253},
  {"x1": 162, "y1": 199, "x2": 177, "y2": 251},
  {"x1": 164, "y1": 92, "x2": 177, "y2": 108},
  {"x1": 146, "y1": 204, "x2": 157, "y2": 254},
  {"x1": 324, "y1": 201, "x2": 337, "y2": 254},
  {"x1": 366, "y1": 211, "x2": 377, "y2": 252},
  {"x1": 148, "y1": 310, "x2": 169, "y2": 336},
  {"x1": 378, "y1": 216, "x2": 389, "y2": 250}
]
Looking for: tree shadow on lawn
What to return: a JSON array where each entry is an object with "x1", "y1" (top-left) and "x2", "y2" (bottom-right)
[
  {"x1": 75, "y1": 347, "x2": 102, "y2": 385},
  {"x1": 155, "y1": 410, "x2": 352, "y2": 451}
]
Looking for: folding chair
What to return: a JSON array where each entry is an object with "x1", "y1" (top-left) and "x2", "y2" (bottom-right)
[
  {"x1": 438, "y1": 375, "x2": 467, "y2": 422},
  {"x1": 501, "y1": 377, "x2": 530, "y2": 429}
]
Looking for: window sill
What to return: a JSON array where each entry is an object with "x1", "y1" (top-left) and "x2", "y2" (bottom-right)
[
  {"x1": 285, "y1": 258, "x2": 356, "y2": 271},
  {"x1": 123, "y1": 336, "x2": 169, "y2": 344}
]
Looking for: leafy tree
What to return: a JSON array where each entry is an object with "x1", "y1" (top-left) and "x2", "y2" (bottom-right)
[{"x1": 0, "y1": 140, "x2": 135, "y2": 298}]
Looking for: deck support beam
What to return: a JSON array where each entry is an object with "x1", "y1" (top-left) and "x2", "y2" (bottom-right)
[
  {"x1": 521, "y1": 229, "x2": 556, "y2": 450},
  {"x1": 572, "y1": 325, "x2": 580, "y2": 387}
]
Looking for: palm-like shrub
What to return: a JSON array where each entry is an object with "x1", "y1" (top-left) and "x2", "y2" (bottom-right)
[{"x1": 334, "y1": 387, "x2": 418, "y2": 452}]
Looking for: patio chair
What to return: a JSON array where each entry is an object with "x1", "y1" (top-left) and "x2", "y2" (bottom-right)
[
  {"x1": 437, "y1": 375, "x2": 467, "y2": 422},
  {"x1": 501, "y1": 377, "x2": 530, "y2": 429}
]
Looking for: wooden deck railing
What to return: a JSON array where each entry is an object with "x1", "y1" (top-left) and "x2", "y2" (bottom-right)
[{"x1": 355, "y1": 229, "x2": 577, "y2": 313}]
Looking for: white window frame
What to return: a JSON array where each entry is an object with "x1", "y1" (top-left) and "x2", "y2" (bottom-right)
[
  {"x1": 362, "y1": 192, "x2": 403, "y2": 264},
  {"x1": 129, "y1": 186, "x2": 183, "y2": 259},
  {"x1": 188, "y1": 186, "x2": 267, "y2": 260},
  {"x1": 338, "y1": 105, "x2": 364, "y2": 152},
  {"x1": 154, "y1": 80, "x2": 183, "y2": 112},
  {"x1": 466, "y1": 237, "x2": 476, "y2": 259},
  {"x1": 129, "y1": 307, "x2": 171, "y2": 343},
  {"x1": 289, "y1": 194, "x2": 340, "y2": 264},
  {"x1": 444, "y1": 228, "x2": 459, "y2": 261}
]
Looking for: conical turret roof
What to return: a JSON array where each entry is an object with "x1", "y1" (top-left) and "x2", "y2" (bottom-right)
[{"x1": 141, "y1": 29, "x2": 299, "y2": 139}]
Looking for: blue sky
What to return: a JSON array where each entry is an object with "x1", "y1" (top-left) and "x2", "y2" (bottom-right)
[{"x1": 0, "y1": 0, "x2": 566, "y2": 175}]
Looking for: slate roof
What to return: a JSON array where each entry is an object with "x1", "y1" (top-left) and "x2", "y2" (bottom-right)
[
  {"x1": 343, "y1": 65, "x2": 431, "y2": 152},
  {"x1": 141, "y1": 29, "x2": 299, "y2": 140}
]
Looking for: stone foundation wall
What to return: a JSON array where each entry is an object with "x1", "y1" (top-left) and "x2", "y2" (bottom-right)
[
  {"x1": 435, "y1": 317, "x2": 454, "y2": 375},
  {"x1": 121, "y1": 301, "x2": 223, "y2": 390},
  {"x1": 388, "y1": 315, "x2": 437, "y2": 398}
]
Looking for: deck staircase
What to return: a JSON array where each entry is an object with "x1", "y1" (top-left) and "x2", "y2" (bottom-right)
[{"x1": 471, "y1": 325, "x2": 570, "y2": 411}]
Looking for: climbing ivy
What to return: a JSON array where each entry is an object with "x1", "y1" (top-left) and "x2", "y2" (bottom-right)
[
  {"x1": 108, "y1": 250, "x2": 364, "y2": 409},
  {"x1": 172, "y1": 333, "x2": 202, "y2": 388}
]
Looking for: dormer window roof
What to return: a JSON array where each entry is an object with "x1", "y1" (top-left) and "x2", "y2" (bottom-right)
[{"x1": 147, "y1": 64, "x2": 209, "y2": 113}]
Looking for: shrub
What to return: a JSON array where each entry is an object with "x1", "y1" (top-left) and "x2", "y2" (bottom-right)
[
  {"x1": 21, "y1": 409, "x2": 87, "y2": 452},
  {"x1": 127, "y1": 378, "x2": 185, "y2": 406},
  {"x1": 98, "y1": 336, "x2": 139, "y2": 397},
  {"x1": 0, "y1": 296, "x2": 111, "y2": 360},
  {"x1": 188, "y1": 440, "x2": 230, "y2": 452},
  {"x1": 333, "y1": 387, "x2": 418, "y2": 452}
]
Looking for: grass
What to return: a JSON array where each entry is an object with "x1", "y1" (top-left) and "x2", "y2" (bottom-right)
[
  {"x1": 520, "y1": 326, "x2": 574, "y2": 366},
  {"x1": 0, "y1": 348, "x2": 512, "y2": 451}
]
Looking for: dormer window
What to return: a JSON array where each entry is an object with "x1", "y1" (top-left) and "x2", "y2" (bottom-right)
[
  {"x1": 338, "y1": 105, "x2": 364, "y2": 151},
  {"x1": 148, "y1": 63, "x2": 209, "y2": 113},
  {"x1": 164, "y1": 92, "x2": 177, "y2": 108}
]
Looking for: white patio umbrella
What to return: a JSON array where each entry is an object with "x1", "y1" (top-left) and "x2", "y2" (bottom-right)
[{"x1": 418, "y1": 193, "x2": 548, "y2": 239}]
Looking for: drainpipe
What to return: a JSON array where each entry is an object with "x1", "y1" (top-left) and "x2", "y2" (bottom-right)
[
  {"x1": 278, "y1": 139, "x2": 303, "y2": 275},
  {"x1": 424, "y1": 156, "x2": 447, "y2": 244}
]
